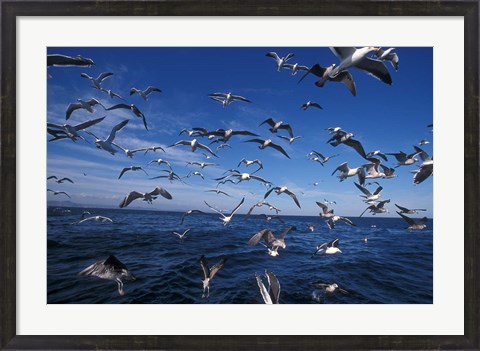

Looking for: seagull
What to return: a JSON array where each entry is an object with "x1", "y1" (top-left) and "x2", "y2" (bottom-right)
[
  {"x1": 204, "y1": 197, "x2": 245, "y2": 226},
  {"x1": 208, "y1": 92, "x2": 251, "y2": 107},
  {"x1": 386, "y1": 149, "x2": 421, "y2": 167},
  {"x1": 307, "y1": 224, "x2": 316, "y2": 232},
  {"x1": 244, "y1": 201, "x2": 278, "y2": 220},
  {"x1": 238, "y1": 158, "x2": 263, "y2": 170},
  {"x1": 254, "y1": 214, "x2": 285, "y2": 224},
  {"x1": 244, "y1": 138, "x2": 290, "y2": 159},
  {"x1": 172, "y1": 228, "x2": 191, "y2": 240},
  {"x1": 186, "y1": 161, "x2": 218, "y2": 169},
  {"x1": 216, "y1": 143, "x2": 232, "y2": 151},
  {"x1": 419, "y1": 139, "x2": 430, "y2": 146},
  {"x1": 312, "y1": 238, "x2": 342, "y2": 256},
  {"x1": 312, "y1": 282, "x2": 349, "y2": 295},
  {"x1": 301, "y1": 101, "x2": 323, "y2": 110},
  {"x1": 81, "y1": 211, "x2": 91, "y2": 219},
  {"x1": 332, "y1": 162, "x2": 366, "y2": 185},
  {"x1": 373, "y1": 47, "x2": 399, "y2": 71},
  {"x1": 47, "y1": 54, "x2": 94, "y2": 67},
  {"x1": 200, "y1": 255, "x2": 227, "y2": 298},
  {"x1": 366, "y1": 150, "x2": 388, "y2": 162},
  {"x1": 47, "y1": 189, "x2": 71, "y2": 198},
  {"x1": 119, "y1": 187, "x2": 172, "y2": 208},
  {"x1": 99, "y1": 87, "x2": 124, "y2": 100},
  {"x1": 179, "y1": 128, "x2": 205, "y2": 137},
  {"x1": 150, "y1": 170, "x2": 186, "y2": 184},
  {"x1": 265, "y1": 52, "x2": 295, "y2": 71},
  {"x1": 47, "y1": 176, "x2": 74, "y2": 184},
  {"x1": 277, "y1": 135, "x2": 303, "y2": 144},
  {"x1": 354, "y1": 182, "x2": 383, "y2": 202},
  {"x1": 379, "y1": 164, "x2": 397, "y2": 179},
  {"x1": 264, "y1": 186, "x2": 301, "y2": 208},
  {"x1": 411, "y1": 146, "x2": 433, "y2": 184},
  {"x1": 130, "y1": 86, "x2": 162, "y2": 101},
  {"x1": 112, "y1": 144, "x2": 157, "y2": 158},
  {"x1": 185, "y1": 171, "x2": 204, "y2": 180},
  {"x1": 141, "y1": 146, "x2": 166, "y2": 155},
  {"x1": 71, "y1": 215, "x2": 113, "y2": 225},
  {"x1": 308, "y1": 150, "x2": 339, "y2": 166},
  {"x1": 326, "y1": 215, "x2": 356, "y2": 230},
  {"x1": 180, "y1": 209, "x2": 205, "y2": 225},
  {"x1": 205, "y1": 189, "x2": 232, "y2": 197},
  {"x1": 329, "y1": 135, "x2": 367, "y2": 159},
  {"x1": 363, "y1": 162, "x2": 386, "y2": 179},
  {"x1": 215, "y1": 170, "x2": 271, "y2": 186},
  {"x1": 168, "y1": 139, "x2": 218, "y2": 157},
  {"x1": 47, "y1": 116, "x2": 106, "y2": 142},
  {"x1": 106, "y1": 103, "x2": 148, "y2": 130},
  {"x1": 80, "y1": 72, "x2": 113, "y2": 89},
  {"x1": 329, "y1": 47, "x2": 392, "y2": 85},
  {"x1": 395, "y1": 204, "x2": 427, "y2": 214},
  {"x1": 78, "y1": 255, "x2": 136, "y2": 296},
  {"x1": 118, "y1": 166, "x2": 148, "y2": 179},
  {"x1": 298, "y1": 63, "x2": 357, "y2": 96},
  {"x1": 283, "y1": 62, "x2": 309, "y2": 75},
  {"x1": 66, "y1": 98, "x2": 104, "y2": 120},
  {"x1": 85, "y1": 119, "x2": 129, "y2": 155},
  {"x1": 259, "y1": 118, "x2": 294, "y2": 138},
  {"x1": 316, "y1": 202, "x2": 335, "y2": 219},
  {"x1": 397, "y1": 212, "x2": 429, "y2": 231},
  {"x1": 359, "y1": 199, "x2": 391, "y2": 217},
  {"x1": 256, "y1": 270, "x2": 281, "y2": 304},
  {"x1": 248, "y1": 226, "x2": 296, "y2": 256},
  {"x1": 204, "y1": 128, "x2": 259, "y2": 142}
]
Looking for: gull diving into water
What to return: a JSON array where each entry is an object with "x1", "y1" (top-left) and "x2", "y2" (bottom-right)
[
  {"x1": 130, "y1": 86, "x2": 162, "y2": 101},
  {"x1": 244, "y1": 138, "x2": 290, "y2": 159},
  {"x1": 329, "y1": 47, "x2": 393, "y2": 85},
  {"x1": 298, "y1": 63, "x2": 357, "y2": 96},
  {"x1": 204, "y1": 197, "x2": 245, "y2": 226},
  {"x1": 47, "y1": 54, "x2": 94, "y2": 67},
  {"x1": 66, "y1": 98, "x2": 104, "y2": 120},
  {"x1": 264, "y1": 186, "x2": 301, "y2": 208},
  {"x1": 397, "y1": 212, "x2": 428, "y2": 231},
  {"x1": 168, "y1": 139, "x2": 218, "y2": 157},
  {"x1": 200, "y1": 255, "x2": 227, "y2": 298},
  {"x1": 208, "y1": 92, "x2": 251, "y2": 107},
  {"x1": 119, "y1": 187, "x2": 172, "y2": 208},
  {"x1": 47, "y1": 116, "x2": 106, "y2": 142},
  {"x1": 265, "y1": 52, "x2": 295, "y2": 71},
  {"x1": 85, "y1": 119, "x2": 129, "y2": 155},
  {"x1": 312, "y1": 238, "x2": 341, "y2": 257},
  {"x1": 78, "y1": 255, "x2": 136, "y2": 296},
  {"x1": 248, "y1": 226, "x2": 296, "y2": 257},
  {"x1": 106, "y1": 103, "x2": 148, "y2": 130},
  {"x1": 256, "y1": 270, "x2": 281, "y2": 304},
  {"x1": 80, "y1": 72, "x2": 113, "y2": 89}
]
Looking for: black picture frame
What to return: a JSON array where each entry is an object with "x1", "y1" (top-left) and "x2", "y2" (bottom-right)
[{"x1": 1, "y1": 1, "x2": 478, "y2": 350}]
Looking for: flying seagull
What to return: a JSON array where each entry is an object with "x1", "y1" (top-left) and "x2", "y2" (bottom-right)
[
  {"x1": 256, "y1": 270, "x2": 281, "y2": 304},
  {"x1": 301, "y1": 101, "x2": 322, "y2": 110},
  {"x1": 47, "y1": 116, "x2": 106, "y2": 142},
  {"x1": 386, "y1": 149, "x2": 421, "y2": 167},
  {"x1": 397, "y1": 212, "x2": 428, "y2": 231},
  {"x1": 208, "y1": 92, "x2": 251, "y2": 107},
  {"x1": 259, "y1": 118, "x2": 294, "y2": 138},
  {"x1": 308, "y1": 150, "x2": 339, "y2": 166},
  {"x1": 248, "y1": 226, "x2": 296, "y2": 257},
  {"x1": 71, "y1": 216, "x2": 113, "y2": 225},
  {"x1": 312, "y1": 282, "x2": 349, "y2": 295},
  {"x1": 204, "y1": 197, "x2": 245, "y2": 226},
  {"x1": 359, "y1": 199, "x2": 391, "y2": 217},
  {"x1": 204, "y1": 128, "x2": 259, "y2": 142},
  {"x1": 329, "y1": 47, "x2": 393, "y2": 85},
  {"x1": 168, "y1": 139, "x2": 218, "y2": 157},
  {"x1": 172, "y1": 228, "x2": 191, "y2": 240},
  {"x1": 47, "y1": 189, "x2": 71, "y2": 198},
  {"x1": 119, "y1": 187, "x2": 172, "y2": 208},
  {"x1": 395, "y1": 204, "x2": 427, "y2": 214},
  {"x1": 200, "y1": 255, "x2": 227, "y2": 298},
  {"x1": 312, "y1": 238, "x2": 342, "y2": 257},
  {"x1": 373, "y1": 47, "x2": 399, "y2": 71},
  {"x1": 130, "y1": 86, "x2": 162, "y2": 100},
  {"x1": 298, "y1": 63, "x2": 357, "y2": 96},
  {"x1": 66, "y1": 98, "x2": 104, "y2": 120},
  {"x1": 118, "y1": 166, "x2": 149, "y2": 179},
  {"x1": 332, "y1": 162, "x2": 366, "y2": 185},
  {"x1": 147, "y1": 159, "x2": 172, "y2": 170},
  {"x1": 326, "y1": 215, "x2": 356, "y2": 230},
  {"x1": 180, "y1": 209, "x2": 205, "y2": 225},
  {"x1": 106, "y1": 103, "x2": 149, "y2": 130},
  {"x1": 283, "y1": 62, "x2": 309, "y2": 75},
  {"x1": 78, "y1": 255, "x2": 136, "y2": 296},
  {"x1": 205, "y1": 189, "x2": 232, "y2": 197},
  {"x1": 80, "y1": 72, "x2": 113, "y2": 89},
  {"x1": 316, "y1": 202, "x2": 335, "y2": 219},
  {"x1": 47, "y1": 54, "x2": 94, "y2": 67},
  {"x1": 277, "y1": 135, "x2": 303, "y2": 144},
  {"x1": 265, "y1": 52, "x2": 295, "y2": 71},
  {"x1": 238, "y1": 158, "x2": 263, "y2": 170},
  {"x1": 354, "y1": 182, "x2": 383, "y2": 202},
  {"x1": 85, "y1": 119, "x2": 129, "y2": 155},
  {"x1": 48, "y1": 176, "x2": 74, "y2": 184},
  {"x1": 244, "y1": 138, "x2": 290, "y2": 159},
  {"x1": 99, "y1": 87, "x2": 124, "y2": 100},
  {"x1": 264, "y1": 186, "x2": 301, "y2": 208}
]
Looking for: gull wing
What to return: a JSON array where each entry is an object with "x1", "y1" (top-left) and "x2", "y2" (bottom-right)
[
  {"x1": 48, "y1": 54, "x2": 94, "y2": 67},
  {"x1": 355, "y1": 57, "x2": 393, "y2": 85},
  {"x1": 278, "y1": 123, "x2": 294, "y2": 138},
  {"x1": 330, "y1": 47, "x2": 356, "y2": 60},
  {"x1": 96, "y1": 72, "x2": 113, "y2": 82},
  {"x1": 418, "y1": 217, "x2": 429, "y2": 226},
  {"x1": 338, "y1": 216, "x2": 355, "y2": 226},
  {"x1": 259, "y1": 118, "x2": 276, "y2": 128},
  {"x1": 204, "y1": 201, "x2": 224, "y2": 216},
  {"x1": 256, "y1": 274, "x2": 273, "y2": 304},
  {"x1": 199, "y1": 255, "x2": 210, "y2": 279},
  {"x1": 106, "y1": 103, "x2": 131, "y2": 111},
  {"x1": 209, "y1": 256, "x2": 227, "y2": 279},
  {"x1": 250, "y1": 174, "x2": 271, "y2": 185},
  {"x1": 332, "y1": 162, "x2": 349, "y2": 175},
  {"x1": 313, "y1": 242, "x2": 328, "y2": 255},
  {"x1": 231, "y1": 95, "x2": 251, "y2": 103},
  {"x1": 144, "y1": 86, "x2": 162, "y2": 95},
  {"x1": 74, "y1": 116, "x2": 106, "y2": 131},
  {"x1": 397, "y1": 212, "x2": 416, "y2": 226},
  {"x1": 229, "y1": 197, "x2": 245, "y2": 216},
  {"x1": 377, "y1": 199, "x2": 390, "y2": 208},
  {"x1": 231, "y1": 130, "x2": 258, "y2": 137},
  {"x1": 354, "y1": 182, "x2": 372, "y2": 196},
  {"x1": 413, "y1": 146, "x2": 431, "y2": 162},
  {"x1": 373, "y1": 186, "x2": 383, "y2": 196},
  {"x1": 149, "y1": 187, "x2": 172, "y2": 200},
  {"x1": 196, "y1": 142, "x2": 218, "y2": 157},
  {"x1": 208, "y1": 92, "x2": 228, "y2": 98},
  {"x1": 279, "y1": 225, "x2": 296, "y2": 240},
  {"x1": 118, "y1": 167, "x2": 131, "y2": 179},
  {"x1": 106, "y1": 119, "x2": 129, "y2": 143},
  {"x1": 413, "y1": 164, "x2": 433, "y2": 184},
  {"x1": 265, "y1": 52, "x2": 280, "y2": 63},
  {"x1": 263, "y1": 187, "x2": 277, "y2": 200},
  {"x1": 265, "y1": 271, "x2": 280, "y2": 304},
  {"x1": 343, "y1": 138, "x2": 367, "y2": 159},
  {"x1": 284, "y1": 53, "x2": 295, "y2": 61},
  {"x1": 119, "y1": 191, "x2": 144, "y2": 208},
  {"x1": 267, "y1": 141, "x2": 291, "y2": 159},
  {"x1": 283, "y1": 189, "x2": 301, "y2": 208},
  {"x1": 329, "y1": 238, "x2": 340, "y2": 248},
  {"x1": 330, "y1": 70, "x2": 357, "y2": 96},
  {"x1": 395, "y1": 204, "x2": 409, "y2": 212},
  {"x1": 65, "y1": 102, "x2": 81, "y2": 120},
  {"x1": 316, "y1": 202, "x2": 329, "y2": 214},
  {"x1": 244, "y1": 138, "x2": 265, "y2": 145},
  {"x1": 248, "y1": 229, "x2": 271, "y2": 245}
]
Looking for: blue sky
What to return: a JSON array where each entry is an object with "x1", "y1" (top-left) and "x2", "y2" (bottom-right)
[{"x1": 47, "y1": 47, "x2": 433, "y2": 217}]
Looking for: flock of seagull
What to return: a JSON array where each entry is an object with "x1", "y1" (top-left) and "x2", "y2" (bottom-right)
[{"x1": 47, "y1": 47, "x2": 432, "y2": 303}]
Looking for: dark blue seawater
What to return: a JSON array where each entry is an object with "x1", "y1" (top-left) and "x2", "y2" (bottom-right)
[{"x1": 47, "y1": 207, "x2": 433, "y2": 304}]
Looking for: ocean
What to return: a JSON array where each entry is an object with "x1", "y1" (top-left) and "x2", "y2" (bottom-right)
[{"x1": 47, "y1": 206, "x2": 433, "y2": 304}]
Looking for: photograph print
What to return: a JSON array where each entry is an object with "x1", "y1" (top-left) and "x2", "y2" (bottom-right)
[{"x1": 47, "y1": 46, "x2": 433, "y2": 304}]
